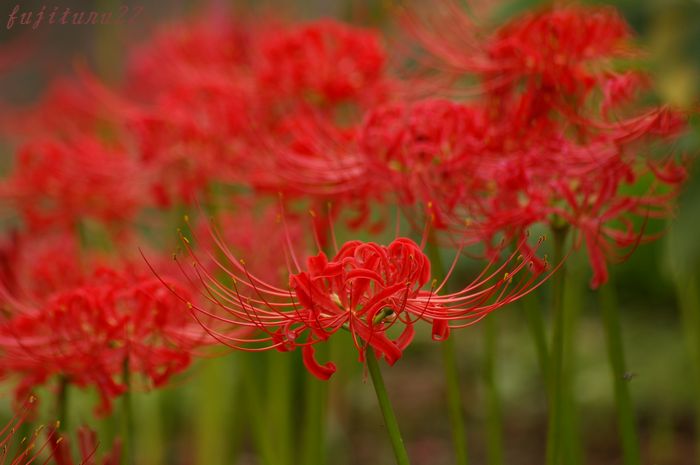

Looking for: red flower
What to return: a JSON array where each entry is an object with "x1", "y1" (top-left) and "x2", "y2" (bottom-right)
[
  {"x1": 0, "y1": 396, "x2": 64, "y2": 464},
  {"x1": 0, "y1": 231, "x2": 85, "y2": 300},
  {"x1": 48, "y1": 426, "x2": 121, "y2": 465},
  {"x1": 175, "y1": 224, "x2": 545, "y2": 379},
  {"x1": 256, "y1": 19, "x2": 390, "y2": 110},
  {"x1": 405, "y1": 2, "x2": 632, "y2": 125},
  {"x1": 0, "y1": 395, "x2": 119, "y2": 465},
  {"x1": 0, "y1": 135, "x2": 145, "y2": 234},
  {"x1": 0, "y1": 263, "x2": 203, "y2": 415},
  {"x1": 124, "y1": 14, "x2": 258, "y2": 207},
  {"x1": 124, "y1": 13, "x2": 253, "y2": 101},
  {"x1": 360, "y1": 99, "x2": 491, "y2": 232},
  {"x1": 397, "y1": 2, "x2": 690, "y2": 287}
]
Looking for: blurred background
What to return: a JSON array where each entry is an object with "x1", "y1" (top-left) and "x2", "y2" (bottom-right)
[{"x1": 1, "y1": 1, "x2": 699, "y2": 464}]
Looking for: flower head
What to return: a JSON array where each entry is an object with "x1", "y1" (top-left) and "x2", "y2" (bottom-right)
[
  {"x1": 0, "y1": 135, "x2": 145, "y2": 234},
  {"x1": 0, "y1": 262, "x2": 203, "y2": 415},
  {"x1": 397, "y1": 1, "x2": 691, "y2": 287},
  {"x1": 256, "y1": 19, "x2": 390, "y2": 110},
  {"x1": 173, "y1": 218, "x2": 545, "y2": 380}
]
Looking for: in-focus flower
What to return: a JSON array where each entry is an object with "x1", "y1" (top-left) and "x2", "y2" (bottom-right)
[{"x1": 173, "y1": 220, "x2": 545, "y2": 380}]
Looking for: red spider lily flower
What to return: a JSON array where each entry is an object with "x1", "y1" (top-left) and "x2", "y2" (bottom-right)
[
  {"x1": 256, "y1": 19, "x2": 390, "y2": 111},
  {"x1": 0, "y1": 264, "x2": 204, "y2": 415},
  {"x1": 359, "y1": 99, "x2": 491, "y2": 232},
  {"x1": 0, "y1": 231, "x2": 86, "y2": 300},
  {"x1": 129, "y1": 78, "x2": 255, "y2": 207},
  {"x1": 248, "y1": 112, "x2": 389, "y2": 237},
  {"x1": 404, "y1": 2, "x2": 632, "y2": 124},
  {"x1": 394, "y1": 2, "x2": 691, "y2": 287},
  {"x1": 124, "y1": 13, "x2": 254, "y2": 101},
  {"x1": 192, "y1": 203, "x2": 309, "y2": 284},
  {"x1": 0, "y1": 396, "x2": 63, "y2": 465},
  {"x1": 120, "y1": 15, "x2": 394, "y2": 208},
  {"x1": 123, "y1": 15, "x2": 393, "y2": 209},
  {"x1": 48, "y1": 426, "x2": 121, "y2": 465},
  {"x1": 0, "y1": 135, "x2": 145, "y2": 234},
  {"x1": 359, "y1": 98, "x2": 548, "y2": 261},
  {"x1": 123, "y1": 14, "x2": 260, "y2": 207},
  {"x1": 172, "y1": 219, "x2": 546, "y2": 380},
  {"x1": 249, "y1": 20, "x2": 394, "y2": 208},
  {"x1": 358, "y1": 96, "x2": 688, "y2": 287}
]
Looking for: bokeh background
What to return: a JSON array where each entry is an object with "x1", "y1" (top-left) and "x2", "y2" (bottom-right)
[{"x1": 1, "y1": 1, "x2": 699, "y2": 464}]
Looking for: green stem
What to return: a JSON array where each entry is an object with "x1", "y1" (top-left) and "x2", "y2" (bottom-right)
[
  {"x1": 545, "y1": 225, "x2": 568, "y2": 465},
  {"x1": 483, "y1": 317, "x2": 504, "y2": 465},
  {"x1": 441, "y1": 337, "x2": 469, "y2": 465},
  {"x1": 139, "y1": 390, "x2": 165, "y2": 465},
  {"x1": 301, "y1": 351, "x2": 328, "y2": 465},
  {"x1": 599, "y1": 278, "x2": 642, "y2": 465},
  {"x1": 122, "y1": 357, "x2": 135, "y2": 465},
  {"x1": 675, "y1": 273, "x2": 700, "y2": 465},
  {"x1": 522, "y1": 292, "x2": 550, "y2": 382},
  {"x1": 562, "y1": 261, "x2": 583, "y2": 465},
  {"x1": 195, "y1": 357, "x2": 236, "y2": 465},
  {"x1": 366, "y1": 352, "x2": 411, "y2": 465},
  {"x1": 268, "y1": 352, "x2": 294, "y2": 465},
  {"x1": 426, "y1": 239, "x2": 469, "y2": 465},
  {"x1": 56, "y1": 376, "x2": 69, "y2": 431},
  {"x1": 240, "y1": 355, "x2": 276, "y2": 465}
]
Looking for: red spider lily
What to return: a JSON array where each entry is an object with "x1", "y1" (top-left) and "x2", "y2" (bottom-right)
[
  {"x1": 171, "y1": 218, "x2": 546, "y2": 380},
  {"x1": 255, "y1": 19, "x2": 390, "y2": 111},
  {"x1": 0, "y1": 135, "x2": 145, "y2": 234},
  {"x1": 124, "y1": 12, "x2": 254, "y2": 101},
  {"x1": 359, "y1": 98, "x2": 688, "y2": 286},
  {"x1": 0, "y1": 396, "x2": 63, "y2": 465},
  {"x1": 48, "y1": 426, "x2": 121, "y2": 465},
  {"x1": 123, "y1": 14, "x2": 260, "y2": 207},
  {"x1": 6, "y1": 78, "x2": 101, "y2": 140},
  {"x1": 243, "y1": 21, "x2": 394, "y2": 209},
  {"x1": 119, "y1": 15, "x2": 394, "y2": 209},
  {"x1": 247, "y1": 112, "x2": 390, "y2": 238},
  {"x1": 359, "y1": 99, "x2": 492, "y2": 232},
  {"x1": 393, "y1": 2, "x2": 691, "y2": 287},
  {"x1": 192, "y1": 203, "x2": 309, "y2": 285},
  {"x1": 404, "y1": 2, "x2": 632, "y2": 123},
  {"x1": 0, "y1": 231, "x2": 86, "y2": 300},
  {"x1": 242, "y1": 20, "x2": 396, "y2": 229},
  {"x1": 129, "y1": 78, "x2": 255, "y2": 207},
  {"x1": 0, "y1": 263, "x2": 204, "y2": 415}
]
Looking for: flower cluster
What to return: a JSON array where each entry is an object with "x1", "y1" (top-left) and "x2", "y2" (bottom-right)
[
  {"x1": 385, "y1": 1, "x2": 690, "y2": 286},
  {"x1": 0, "y1": 2, "x2": 690, "y2": 455},
  {"x1": 0, "y1": 236, "x2": 202, "y2": 414}
]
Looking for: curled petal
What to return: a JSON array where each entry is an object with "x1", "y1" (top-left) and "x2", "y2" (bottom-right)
[{"x1": 302, "y1": 344, "x2": 336, "y2": 380}]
